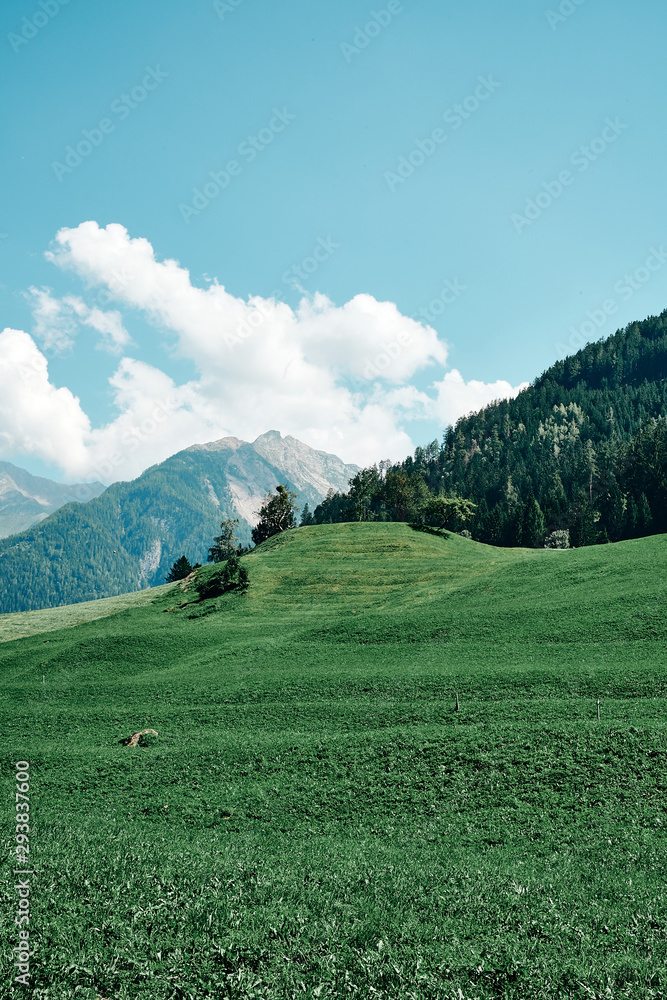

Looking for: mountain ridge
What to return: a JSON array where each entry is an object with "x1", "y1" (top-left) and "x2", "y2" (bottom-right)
[{"x1": 0, "y1": 461, "x2": 104, "y2": 539}]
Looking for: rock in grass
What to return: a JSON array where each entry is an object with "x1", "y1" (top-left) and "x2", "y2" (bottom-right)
[{"x1": 120, "y1": 728, "x2": 158, "y2": 747}]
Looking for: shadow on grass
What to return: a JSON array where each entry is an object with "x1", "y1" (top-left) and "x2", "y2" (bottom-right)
[{"x1": 407, "y1": 524, "x2": 452, "y2": 540}]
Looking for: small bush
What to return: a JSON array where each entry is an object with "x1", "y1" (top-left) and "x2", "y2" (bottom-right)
[
  {"x1": 196, "y1": 555, "x2": 249, "y2": 601},
  {"x1": 544, "y1": 529, "x2": 570, "y2": 549}
]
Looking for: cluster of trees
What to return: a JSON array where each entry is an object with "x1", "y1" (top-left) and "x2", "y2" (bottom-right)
[
  {"x1": 308, "y1": 410, "x2": 666, "y2": 551},
  {"x1": 166, "y1": 486, "x2": 300, "y2": 583},
  {"x1": 251, "y1": 485, "x2": 298, "y2": 544},
  {"x1": 196, "y1": 554, "x2": 249, "y2": 599},
  {"x1": 165, "y1": 555, "x2": 200, "y2": 582},
  {"x1": 307, "y1": 468, "x2": 478, "y2": 533},
  {"x1": 5, "y1": 310, "x2": 665, "y2": 614}
]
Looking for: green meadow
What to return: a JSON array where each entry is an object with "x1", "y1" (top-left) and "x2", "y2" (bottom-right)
[{"x1": 1, "y1": 522, "x2": 666, "y2": 999}]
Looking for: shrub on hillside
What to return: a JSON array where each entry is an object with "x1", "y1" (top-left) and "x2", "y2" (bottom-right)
[
  {"x1": 208, "y1": 518, "x2": 242, "y2": 563},
  {"x1": 544, "y1": 529, "x2": 570, "y2": 549},
  {"x1": 196, "y1": 554, "x2": 249, "y2": 601}
]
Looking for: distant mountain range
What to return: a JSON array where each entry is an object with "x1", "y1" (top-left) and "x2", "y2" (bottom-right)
[
  {"x1": 0, "y1": 431, "x2": 358, "y2": 613},
  {"x1": 0, "y1": 462, "x2": 104, "y2": 539}
]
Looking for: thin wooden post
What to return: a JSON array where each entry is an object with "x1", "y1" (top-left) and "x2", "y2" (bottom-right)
[
  {"x1": 597, "y1": 698, "x2": 600, "y2": 721},
  {"x1": 455, "y1": 692, "x2": 459, "y2": 712}
]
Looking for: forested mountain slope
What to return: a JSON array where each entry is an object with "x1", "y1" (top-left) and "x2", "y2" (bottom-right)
[{"x1": 429, "y1": 310, "x2": 667, "y2": 545}]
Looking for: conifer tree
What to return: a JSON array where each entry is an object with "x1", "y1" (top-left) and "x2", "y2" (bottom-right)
[{"x1": 166, "y1": 555, "x2": 194, "y2": 582}]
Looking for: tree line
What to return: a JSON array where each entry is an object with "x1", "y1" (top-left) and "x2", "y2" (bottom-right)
[{"x1": 167, "y1": 481, "x2": 477, "y2": 582}]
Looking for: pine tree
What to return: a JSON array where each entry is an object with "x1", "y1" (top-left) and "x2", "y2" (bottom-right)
[
  {"x1": 521, "y1": 493, "x2": 546, "y2": 548},
  {"x1": 299, "y1": 503, "x2": 314, "y2": 526},
  {"x1": 570, "y1": 494, "x2": 599, "y2": 547},
  {"x1": 208, "y1": 518, "x2": 240, "y2": 563},
  {"x1": 598, "y1": 482, "x2": 625, "y2": 542},
  {"x1": 637, "y1": 492, "x2": 653, "y2": 534},
  {"x1": 166, "y1": 555, "x2": 194, "y2": 582}
]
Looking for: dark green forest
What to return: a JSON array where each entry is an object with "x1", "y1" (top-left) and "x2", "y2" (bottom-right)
[{"x1": 311, "y1": 310, "x2": 667, "y2": 547}]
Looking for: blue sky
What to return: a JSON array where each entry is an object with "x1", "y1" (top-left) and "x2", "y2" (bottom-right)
[{"x1": 1, "y1": 0, "x2": 666, "y2": 483}]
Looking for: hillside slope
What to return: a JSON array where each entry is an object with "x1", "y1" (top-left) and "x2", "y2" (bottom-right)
[
  {"x1": 1, "y1": 524, "x2": 666, "y2": 997},
  {"x1": 3, "y1": 520, "x2": 666, "y2": 649},
  {"x1": 0, "y1": 431, "x2": 358, "y2": 613}
]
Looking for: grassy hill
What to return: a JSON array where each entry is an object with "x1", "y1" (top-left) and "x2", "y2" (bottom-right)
[{"x1": 1, "y1": 524, "x2": 666, "y2": 998}]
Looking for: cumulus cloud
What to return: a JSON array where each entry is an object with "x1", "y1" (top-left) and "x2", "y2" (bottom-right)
[
  {"x1": 0, "y1": 221, "x2": 527, "y2": 481},
  {"x1": 47, "y1": 222, "x2": 445, "y2": 384},
  {"x1": 26, "y1": 286, "x2": 131, "y2": 354},
  {"x1": 0, "y1": 328, "x2": 90, "y2": 468},
  {"x1": 28, "y1": 287, "x2": 76, "y2": 353},
  {"x1": 432, "y1": 369, "x2": 530, "y2": 426},
  {"x1": 0, "y1": 331, "x2": 213, "y2": 481}
]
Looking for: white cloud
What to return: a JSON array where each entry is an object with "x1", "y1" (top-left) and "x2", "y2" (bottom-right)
[
  {"x1": 295, "y1": 291, "x2": 449, "y2": 379},
  {"x1": 65, "y1": 297, "x2": 131, "y2": 353},
  {"x1": 0, "y1": 328, "x2": 90, "y2": 468},
  {"x1": 47, "y1": 222, "x2": 445, "y2": 385},
  {"x1": 0, "y1": 222, "x2": 527, "y2": 481},
  {"x1": 27, "y1": 287, "x2": 76, "y2": 353},
  {"x1": 0, "y1": 330, "x2": 214, "y2": 482},
  {"x1": 26, "y1": 286, "x2": 131, "y2": 355},
  {"x1": 432, "y1": 369, "x2": 529, "y2": 426}
]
